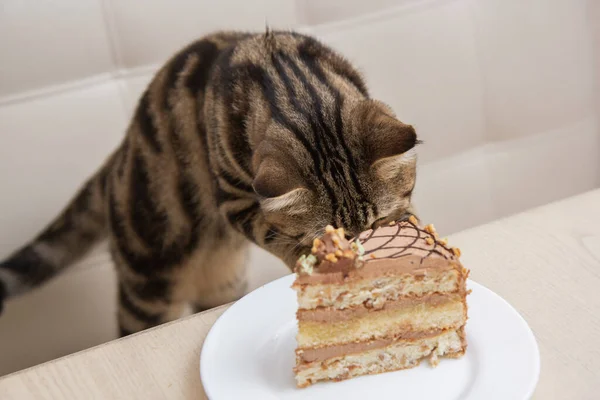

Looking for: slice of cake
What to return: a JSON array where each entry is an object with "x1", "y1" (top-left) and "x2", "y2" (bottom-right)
[{"x1": 292, "y1": 217, "x2": 469, "y2": 388}]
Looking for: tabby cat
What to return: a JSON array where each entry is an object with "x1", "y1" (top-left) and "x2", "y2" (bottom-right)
[{"x1": 0, "y1": 31, "x2": 418, "y2": 336}]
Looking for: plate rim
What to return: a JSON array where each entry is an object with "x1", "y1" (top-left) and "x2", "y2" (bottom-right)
[{"x1": 201, "y1": 274, "x2": 540, "y2": 399}]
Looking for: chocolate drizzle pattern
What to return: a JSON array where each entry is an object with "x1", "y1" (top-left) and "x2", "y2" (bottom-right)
[{"x1": 356, "y1": 220, "x2": 456, "y2": 263}]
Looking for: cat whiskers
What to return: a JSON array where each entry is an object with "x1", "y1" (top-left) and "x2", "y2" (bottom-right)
[{"x1": 264, "y1": 226, "x2": 327, "y2": 264}]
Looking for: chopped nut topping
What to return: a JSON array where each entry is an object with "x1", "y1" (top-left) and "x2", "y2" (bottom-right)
[
  {"x1": 439, "y1": 238, "x2": 448, "y2": 246},
  {"x1": 425, "y1": 237, "x2": 434, "y2": 245},
  {"x1": 388, "y1": 220, "x2": 396, "y2": 226},
  {"x1": 370, "y1": 254, "x2": 377, "y2": 259},
  {"x1": 325, "y1": 253, "x2": 338, "y2": 263},
  {"x1": 325, "y1": 225, "x2": 335, "y2": 233},
  {"x1": 452, "y1": 247, "x2": 462, "y2": 257},
  {"x1": 424, "y1": 224, "x2": 436, "y2": 234},
  {"x1": 335, "y1": 250, "x2": 343, "y2": 257},
  {"x1": 408, "y1": 215, "x2": 419, "y2": 225},
  {"x1": 311, "y1": 238, "x2": 321, "y2": 254}
]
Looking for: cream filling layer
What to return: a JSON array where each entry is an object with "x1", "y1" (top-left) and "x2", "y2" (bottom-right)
[
  {"x1": 295, "y1": 268, "x2": 461, "y2": 310},
  {"x1": 297, "y1": 328, "x2": 452, "y2": 363},
  {"x1": 294, "y1": 328, "x2": 465, "y2": 388},
  {"x1": 297, "y1": 292, "x2": 461, "y2": 322},
  {"x1": 297, "y1": 299, "x2": 466, "y2": 348}
]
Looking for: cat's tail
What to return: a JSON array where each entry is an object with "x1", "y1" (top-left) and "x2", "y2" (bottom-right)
[{"x1": 0, "y1": 153, "x2": 115, "y2": 309}]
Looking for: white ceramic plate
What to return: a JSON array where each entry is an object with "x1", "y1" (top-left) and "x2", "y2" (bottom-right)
[{"x1": 201, "y1": 274, "x2": 539, "y2": 400}]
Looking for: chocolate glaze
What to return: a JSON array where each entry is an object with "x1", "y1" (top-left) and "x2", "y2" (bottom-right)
[
  {"x1": 357, "y1": 220, "x2": 455, "y2": 263},
  {"x1": 296, "y1": 226, "x2": 359, "y2": 275},
  {"x1": 293, "y1": 219, "x2": 463, "y2": 284}
]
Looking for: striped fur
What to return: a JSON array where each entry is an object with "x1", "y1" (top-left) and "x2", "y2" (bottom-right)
[{"x1": 0, "y1": 31, "x2": 418, "y2": 336}]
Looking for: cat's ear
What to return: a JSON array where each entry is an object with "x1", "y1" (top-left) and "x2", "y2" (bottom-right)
[
  {"x1": 253, "y1": 159, "x2": 310, "y2": 212},
  {"x1": 354, "y1": 100, "x2": 418, "y2": 164},
  {"x1": 353, "y1": 100, "x2": 419, "y2": 180},
  {"x1": 252, "y1": 157, "x2": 302, "y2": 194},
  {"x1": 253, "y1": 159, "x2": 298, "y2": 198},
  {"x1": 259, "y1": 188, "x2": 311, "y2": 214},
  {"x1": 252, "y1": 159, "x2": 294, "y2": 198}
]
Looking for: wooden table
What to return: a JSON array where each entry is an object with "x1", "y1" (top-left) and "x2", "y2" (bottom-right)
[{"x1": 1, "y1": 190, "x2": 599, "y2": 399}]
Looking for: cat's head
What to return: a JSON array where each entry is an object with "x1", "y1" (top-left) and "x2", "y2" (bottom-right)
[{"x1": 252, "y1": 99, "x2": 418, "y2": 254}]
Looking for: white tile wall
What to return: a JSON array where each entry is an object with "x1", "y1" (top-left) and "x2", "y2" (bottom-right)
[
  {"x1": 470, "y1": 0, "x2": 596, "y2": 141},
  {"x1": 0, "y1": 0, "x2": 114, "y2": 99},
  {"x1": 314, "y1": 0, "x2": 486, "y2": 164},
  {"x1": 488, "y1": 116, "x2": 600, "y2": 217},
  {"x1": 297, "y1": 0, "x2": 418, "y2": 25},
  {"x1": 0, "y1": 82, "x2": 127, "y2": 256},
  {"x1": 590, "y1": 0, "x2": 600, "y2": 119},
  {"x1": 0, "y1": 0, "x2": 598, "y2": 376},
  {"x1": 414, "y1": 147, "x2": 496, "y2": 235},
  {"x1": 103, "y1": 0, "x2": 299, "y2": 69}
]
